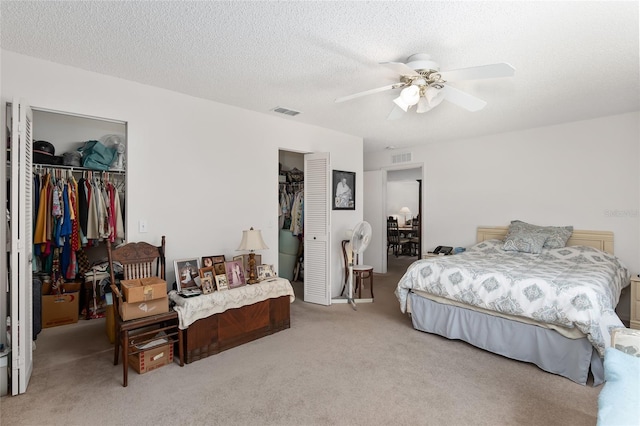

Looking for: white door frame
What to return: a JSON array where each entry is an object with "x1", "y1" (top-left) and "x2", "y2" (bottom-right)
[{"x1": 381, "y1": 163, "x2": 424, "y2": 265}]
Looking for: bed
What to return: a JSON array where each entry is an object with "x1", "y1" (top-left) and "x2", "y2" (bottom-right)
[{"x1": 395, "y1": 224, "x2": 630, "y2": 386}]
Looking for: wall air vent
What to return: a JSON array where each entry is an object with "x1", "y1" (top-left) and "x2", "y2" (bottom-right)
[
  {"x1": 272, "y1": 107, "x2": 301, "y2": 116},
  {"x1": 391, "y1": 152, "x2": 412, "y2": 164}
]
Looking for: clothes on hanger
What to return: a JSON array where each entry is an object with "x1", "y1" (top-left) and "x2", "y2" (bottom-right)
[
  {"x1": 32, "y1": 167, "x2": 125, "y2": 280},
  {"x1": 278, "y1": 182, "x2": 304, "y2": 235}
]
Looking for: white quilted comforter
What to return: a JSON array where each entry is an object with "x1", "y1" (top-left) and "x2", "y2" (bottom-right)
[{"x1": 395, "y1": 240, "x2": 630, "y2": 356}]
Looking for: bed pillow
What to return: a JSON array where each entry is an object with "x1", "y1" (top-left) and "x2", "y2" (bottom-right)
[
  {"x1": 597, "y1": 347, "x2": 640, "y2": 425},
  {"x1": 506, "y1": 220, "x2": 573, "y2": 250},
  {"x1": 541, "y1": 225, "x2": 573, "y2": 249},
  {"x1": 502, "y1": 226, "x2": 549, "y2": 254}
]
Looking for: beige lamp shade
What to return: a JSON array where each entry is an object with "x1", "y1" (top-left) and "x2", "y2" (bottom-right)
[
  {"x1": 237, "y1": 227, "x2": 269, "y2": 252},
  {"x1": 399, "y1": 207, "x2": 412, "y2": 225}
]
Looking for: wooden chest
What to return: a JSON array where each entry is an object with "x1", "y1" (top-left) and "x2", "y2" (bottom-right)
[{"x1": 182, "y1": 295, "x2": 290, "y2": 363}]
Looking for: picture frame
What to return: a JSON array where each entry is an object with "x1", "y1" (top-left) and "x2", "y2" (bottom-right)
[
  {"x1": 234, "y1": 254, "x2": 262, "y2": 273},
  {"x1": 332, "y1": 170, "x2": 355, "y2": 210},
  {"x1": 232, "y1": 255, "x2": 245, "y2": 270},
  {"x1": 215, "y1": 274, "x2": 229, "y2": 291},
  {"x1": 199, "y1": 266, "x2": 215, "y2": 281},
  {"x1": 225, "y1": 260, "x2": 246, "y2": 288},
  {"x1": 213, "y1": 262, "x2": 226, "y2": 275},
  {"x1": 201, "y1": 275, "x2": 214, "y2": 294},
  {"x1": 202, "y1": 255, "x2": 225, "y2": 268},
  {"x1": 174, "y1": 258, "x2": 201, "y2": 292},
  {"x1": 256, "y1": 264, "x2": 276, "y2": 281}
]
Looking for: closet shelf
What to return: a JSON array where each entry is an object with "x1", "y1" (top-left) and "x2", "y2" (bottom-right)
[{"x1": 33, "y1": 163, "x2": 125, "y2": 174}]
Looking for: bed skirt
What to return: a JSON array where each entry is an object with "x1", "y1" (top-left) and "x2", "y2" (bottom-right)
[{"x1": 408, "y1": 291, "x2": 603, "y2": 386}]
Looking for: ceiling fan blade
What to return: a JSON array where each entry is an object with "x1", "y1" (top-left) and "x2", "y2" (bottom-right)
[
  {"x1": 335, "y1": 83, "x2": 405, "y2": 103},
  {"x1": 387, "y1": 105, "x2": 405, "y2": 120},
  {"x1": 441, "y1": 84, "x2": 487, "y2": 112},
  {"x1": 439, "y1": 63, "x2": 515, "y2": 82},
  {"x1": 379, "y1": 61, "x2": 422, "y2": 77}
]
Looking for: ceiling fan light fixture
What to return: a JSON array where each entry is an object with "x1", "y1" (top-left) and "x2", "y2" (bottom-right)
[
  {"x1": 405, "y1": 53, "x2": 440, "y2": 72},
  {"x1": 399, "y1": 85, "x2": 420, "y2": 106},
  {"x1": 416, "y1": 97, "x2": 432, "y2": 113},
  {"x1": 393, "y1": 95, "x2": 411, "y2": 112},
  {"x1": 425, "y1": 86, "x2": 445, "y2": 107}
]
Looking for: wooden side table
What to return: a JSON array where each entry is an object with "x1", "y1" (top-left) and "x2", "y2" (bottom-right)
[{"x1": 630, "y1": 275, "x2": 640, "y2": 330}]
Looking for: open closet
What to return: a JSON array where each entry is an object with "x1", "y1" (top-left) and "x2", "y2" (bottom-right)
[
  {"x1": 3, "y1": 102, "x2": 127, "y2": 395},
  {"x1": 278, "y1": 150, "x2": 304, "y2": 289}
]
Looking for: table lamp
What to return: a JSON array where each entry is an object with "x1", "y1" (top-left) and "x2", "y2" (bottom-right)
[
  {"x1": 399, "y1": 207, "x2": 412, "y2": 225},
  {"x1": 237, "y1": 227, "x2": 269, "y2": 284}
]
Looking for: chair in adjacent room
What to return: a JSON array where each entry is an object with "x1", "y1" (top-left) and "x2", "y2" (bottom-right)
[
  {"x1": 107, "y1": 236, "x2": 184, "y2": 387},
  {"x1": 340, "y1": 239, "x2": 374, "y2": 300},
  {"x1": 408, "y1": 217, "x2": 421, "y2": 257},
  {"x1": 387, "y1": 218, "x2": 410, "y2": 257}
]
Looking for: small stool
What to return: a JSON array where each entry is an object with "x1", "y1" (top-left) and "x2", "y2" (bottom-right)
[{"x1": 341, "y1": 240, "x2": 374, "y2": 300}]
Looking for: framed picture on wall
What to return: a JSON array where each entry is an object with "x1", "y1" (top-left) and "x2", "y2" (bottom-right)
[{"x1": 332, "y1": 170, "x2": 355, "y2": 210}]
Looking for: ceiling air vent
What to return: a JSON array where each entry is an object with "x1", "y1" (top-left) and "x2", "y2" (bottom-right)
[
  {"x1": 391, "y1": 152, "x2": 412, "y2": 164},
  {"x1": 272, "y1": 106, "x2": 301, "y2": 116}
]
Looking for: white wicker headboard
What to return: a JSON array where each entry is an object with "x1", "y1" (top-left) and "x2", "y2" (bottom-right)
[{"x1": 476, "y1": 226, "x2": 614, "y2": 255}]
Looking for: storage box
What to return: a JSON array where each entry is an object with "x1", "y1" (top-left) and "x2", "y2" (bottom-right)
[
  {"x1": 62, "y1": 281, "x2": 82, "y2": 293},
  {"x1": 121, "y1": 277, "x2": 167, "y2": 303},
  {"x1": 128, "y1": 342, "x2": 173, "y2": 374},
  {"x1": 119, "y1": 296, "x2": 169, "y2": 321},
  {"x1": 42, "y1": 292, "x2": 79, "y2": 328}
]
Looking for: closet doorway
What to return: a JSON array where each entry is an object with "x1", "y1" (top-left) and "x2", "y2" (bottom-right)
[
  {"x1": 278, "y1": 150, "x2": 305, "y2": 298},
  {"x1": 4, "y1": 102, "x2": 127, "y2": 395}
]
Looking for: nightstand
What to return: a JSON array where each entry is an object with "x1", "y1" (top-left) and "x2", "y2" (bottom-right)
[{"x1": 631, "y1": 275, "x2": 640, "y2": 330}]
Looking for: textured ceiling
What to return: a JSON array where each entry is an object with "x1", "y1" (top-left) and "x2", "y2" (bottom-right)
[{"x1": 1, "y1": 1, "x2": 639, "y2": 153}]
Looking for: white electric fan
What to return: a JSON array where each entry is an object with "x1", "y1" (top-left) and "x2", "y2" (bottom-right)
[
  {"x1": 344, "y1": 221, "x2": 372, "y2": 310},
  {"x1": 103, "y1": 134, "x2": 126, "y2": 171}
]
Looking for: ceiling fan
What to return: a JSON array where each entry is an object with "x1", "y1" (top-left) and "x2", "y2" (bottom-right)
[{"x1": 335, "y1": 53, "x2": 515, "y2": 119}]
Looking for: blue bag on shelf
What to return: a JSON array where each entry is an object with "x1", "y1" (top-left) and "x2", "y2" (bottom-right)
[{"x1": 78, "y1": 140, "x2": 116, "y2": 170}]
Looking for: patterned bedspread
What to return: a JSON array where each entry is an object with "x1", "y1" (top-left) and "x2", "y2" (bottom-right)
[{"x1": 395, "y1": 240, "x2": 630, "y2": 356}]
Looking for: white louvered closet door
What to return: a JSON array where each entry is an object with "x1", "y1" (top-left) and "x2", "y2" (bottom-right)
[
  {"x1": 10, "y1": 99, "x2": 34, "y2": 395},
  {"x1": 303, "y1": 152, "x2": 331, "y2": 305}
]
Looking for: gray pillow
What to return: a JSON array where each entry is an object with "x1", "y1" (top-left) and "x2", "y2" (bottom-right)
[
  {"x1": 541, "y1": 225, "x2": 573, "y2": 249},
  {"x1": 504, "y1": 220, "x2": 573, "y2": 251},
  {"x1": 502, "y1": 224, "x2": 550, "y2": 254}
]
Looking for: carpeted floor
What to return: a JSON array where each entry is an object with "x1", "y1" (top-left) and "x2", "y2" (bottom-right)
[{"x1": 0, "y1": 255, "x2": 600, "y2": 425}]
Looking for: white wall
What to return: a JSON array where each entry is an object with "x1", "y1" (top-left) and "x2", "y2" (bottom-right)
[
  {"x1": 1, "y1": 50, "x2": 363, "y2": 304},
  {"x1": 365, "y1": 112, "x2": 640, "y2": 319},
  {"x1": 386, "y1": 181, "x2": 419, "y2": 225}
]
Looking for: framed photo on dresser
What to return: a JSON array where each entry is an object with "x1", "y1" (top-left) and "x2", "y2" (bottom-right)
[
  {"x1": 201, "y1": 275, "x2": 215, "y2": 294},
  {"x1": 202, "y1": 255, "x2": 225, "y2": 268},
  {"x1": 215, "y1": 274, "x2": 229, "y2": 291},
  {"x1": 174, "y1": 258, "x2": 201, "y2": 292},
  {"x1": 225, "y1": 260, "x2": 246, "y2": 288}
]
